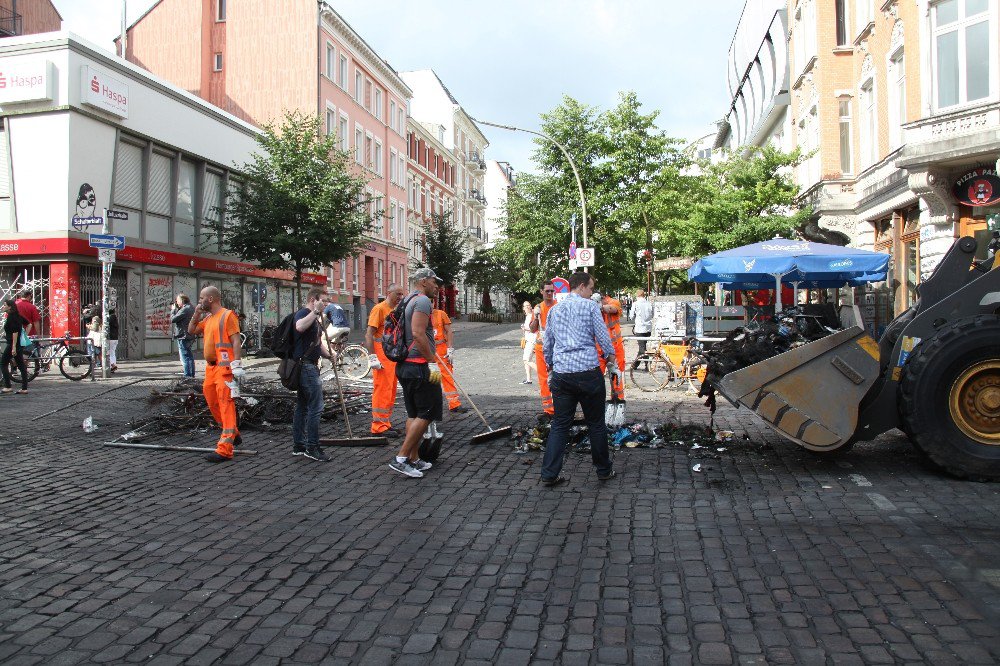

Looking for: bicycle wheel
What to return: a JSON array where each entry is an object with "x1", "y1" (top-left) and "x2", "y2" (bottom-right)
[
  {"x1": 629, "y1": 352, "x2": 674, "y2": 392},
  {"x1": 9, "y1": 355, "x2": 40, "y2": 383},
  {"x1": 59, "y1": 347, "x2": 94, "y2": 381},
  {"x1": 338, "y1": 344, "x2": 370, "y2": 380}
]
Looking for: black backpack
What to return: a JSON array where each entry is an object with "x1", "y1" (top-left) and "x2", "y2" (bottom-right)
[
  {"x1": 269, "y1": 312, "x2": 297, "y2": 359},
  {"x1": 381, "y1": 295, "x2": 416, "y2": 363}
]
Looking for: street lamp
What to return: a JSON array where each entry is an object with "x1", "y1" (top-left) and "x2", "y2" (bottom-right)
[{"x1": 472, "y1": 118, "x2": 590, "y2": 268}]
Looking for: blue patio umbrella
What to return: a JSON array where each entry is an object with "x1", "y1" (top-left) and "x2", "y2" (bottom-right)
[{"x1": 688, "y1": 238, "x2": 889, "y2": 312}]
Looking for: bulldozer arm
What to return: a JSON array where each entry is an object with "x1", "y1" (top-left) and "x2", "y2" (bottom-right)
[{"x1": 717, "y1": 327, "x2": 881, "y2": 451}]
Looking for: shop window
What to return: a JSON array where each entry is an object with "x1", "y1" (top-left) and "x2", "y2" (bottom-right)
[{"x1": 898, "y1": 209, "x2": 921, "y2": 312}]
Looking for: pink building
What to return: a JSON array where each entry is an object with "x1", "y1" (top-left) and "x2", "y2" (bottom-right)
[{"x1": 124, "y1": 0, "x2": 411, "y2": 326}]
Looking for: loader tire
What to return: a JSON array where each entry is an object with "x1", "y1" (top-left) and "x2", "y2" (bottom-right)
[{"x1": 899, "y1": 316, "x2": 1000, "y2": 481}]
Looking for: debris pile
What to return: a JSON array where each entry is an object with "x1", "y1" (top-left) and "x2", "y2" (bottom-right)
[{"x1": 510, "y1": 418, "x2": 743, "y2": 454}]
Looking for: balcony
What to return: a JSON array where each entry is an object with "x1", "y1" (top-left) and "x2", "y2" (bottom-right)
[
  {"x1": 0, "y1": 6, "x2": 22, "y2": 37},
  {"x1": 465, "y1": 150, "x2": 481, "y2": 166},
  {"x1": 466, "y1": 226, "x2": 483, "y2": 240},
  {"x1": 469, "y1": 188, "x2": 487, "y2": 208}
]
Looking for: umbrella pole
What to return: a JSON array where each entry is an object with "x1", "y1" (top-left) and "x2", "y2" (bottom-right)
[
  {"x1": 792, "y1": 281, "x2": 801, "y2": 307},
  {"x1": 773, "y1": 273, "x2": 783, "y2": 314}
]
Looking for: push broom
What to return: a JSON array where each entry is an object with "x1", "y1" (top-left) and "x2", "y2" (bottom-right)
[
  {"x1": 319, "y1": 326, "x2": 388, "y2": 447},
  {"x1": 436, "y1": 353, "x2": 512, "y2": 444}
]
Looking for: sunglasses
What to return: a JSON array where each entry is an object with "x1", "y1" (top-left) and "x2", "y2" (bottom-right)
[{"x1": 543, "y1": 289, "x2": 554, "y2": 293}]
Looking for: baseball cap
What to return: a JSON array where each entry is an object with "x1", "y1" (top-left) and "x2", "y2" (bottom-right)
[{"x1": 412, "y1": 267, "x2": 444, "y2": 284}]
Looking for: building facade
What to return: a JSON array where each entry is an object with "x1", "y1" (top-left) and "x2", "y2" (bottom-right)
[
  {"x1": 484, "y1": 160, "x2": 515, "y2": 246},
  {"x1": 124, "y1": 0, "x2": 412, "y2": 328},
  {"x1": 0, "y1": 32, "x2": 326, "y2": 359},
  {"x1": 0, "y1": 0, "x2": 61, "y2": 37},
  {"x1": 405, "y1": 117, "x2": 457, "y2": 268}
]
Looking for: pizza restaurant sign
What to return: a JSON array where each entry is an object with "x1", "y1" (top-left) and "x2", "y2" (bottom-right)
[
  {"x1": 81, "y1": 65, "x2": 129, "y2": 118},
  {"x1": 953, "y1": 166, "x2": 1000, "y2": 207},
  {"x1": 0, "y1": 60, "x2": 55, "y2": 105}
]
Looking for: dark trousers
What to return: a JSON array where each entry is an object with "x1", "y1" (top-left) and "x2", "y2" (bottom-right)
[
  {"x1": 633, "y1": 330, "x2": 652, "y2": 366},
  {"x1": 541, "y1": 367, "x2": 612, "y2": 480},
  {"x1": 292, "y1": 363, "x2": 323, "y2": 449},
  {"x1": 1, "y1": 343, "x2": 28, "y2": 390}
]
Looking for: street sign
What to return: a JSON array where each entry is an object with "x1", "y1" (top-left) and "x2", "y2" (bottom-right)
[
  {"x1": 89, "y1": 233, "x2": 126, "y2": 250},
  {"x1": 569, "y1": 258, "x2": 578, "y2": 270},
  {"x1": 569, "y1": 241, "x2": 577, "y2": 259},
  {"x1": 106, "y1": 209, "x2": 130, "y2": 221},
  {"x1": 98, "y1": 249, "x2": 116, "y2": 263},
  {"x1": 653, "y1": 256, "x2": 694, "y2": 271},
  {"x1": 71, "y1": 215, "x2": 103, "y2": 231},
  {"x1": 576, "y1": 247, "x2": 596, "y2": 267}
]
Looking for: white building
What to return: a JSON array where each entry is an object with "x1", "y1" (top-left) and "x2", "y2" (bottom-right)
[
  {"x1": 483, "y1": 160, "x2": 515, "y2": 246},
  {"x1": 0, "y1": 32, "x2": 324, "y2": 358}
]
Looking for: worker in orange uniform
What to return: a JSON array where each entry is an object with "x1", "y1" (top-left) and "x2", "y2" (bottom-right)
[
  {"x1": 365, "y1": 283, "x2": 405, "y2": 434},
  {"x1": 529, "y1": 280, "x2": 557, "y2": 416},
  {"x1": 593, "y1": 291, "x2": 626, "y2": 401},
  {"x1": 431, "y1": 307, "x2": 466, "y2": 413},
  {"x1": 187, "y1": 285, "x2": 244, "y2": 463}
]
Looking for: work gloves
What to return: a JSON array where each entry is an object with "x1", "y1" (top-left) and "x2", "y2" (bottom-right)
[
  {"x1": 447, "y1": 347, "x2": 455, "y2": 360},
  {"x1": 609, "y1": 367, "x2": 624, "y2": 386},
  {"x1": 428, "y1": 363, "x2": 442, "y2": 385},
  {"x1": 230, "y1": 359, "x2": 246, "y2": 380},
  {"x1": 369, "y1": 353, "x2": 383, "y2": 370}
]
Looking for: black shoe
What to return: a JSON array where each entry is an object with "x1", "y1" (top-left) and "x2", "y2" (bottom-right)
[
  {"x1": 292, "y1": 444, "x2": 306, "y2": 456},
  {"x1": 449, "y1": 406, "x2": 469, "y2": 414},
  {"x1": 541, "y1": 476, "x2": 569, "y2": 487},
  {"x1": 204, "y1": 452, "x2": 231, "y2": 463},
  {"x1": 597, "y1": 470, "x2": 617, "y2": 481},
  {"x1": 233, "y1": 434, "x2": 242, "y2": 450},
  {"x1": 304, "y1": 447, "x2": 331, "y2": 462}
]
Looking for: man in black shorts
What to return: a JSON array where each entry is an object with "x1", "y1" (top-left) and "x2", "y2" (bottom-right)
[{"x1": 388, "y1": 267, "x2": 444, "y2": 478}]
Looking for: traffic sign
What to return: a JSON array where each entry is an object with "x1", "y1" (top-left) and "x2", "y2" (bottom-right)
[
  {"x1": 569, "y1": 258, "x2": 578, "y2": 271},
  {"x1": 98, "y1": 249, "x2": 116, "y2": 263},
  {"x1": 576, "y1": 247, "x2": 596, "y2": 267},
  {"x1": 89, "y1": 233, "x2": 126, "y2": 250},
  {"x1": 71, "y1": 215, "x2": 103, "y2": 231},
  {"x1": 106, "y1": 209, "x2": 130, "y2": 220},
  {"x1": 569, "y1": 241, "x2": 577, "y2": 259}
]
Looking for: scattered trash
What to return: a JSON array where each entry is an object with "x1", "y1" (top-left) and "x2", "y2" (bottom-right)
[
  {"x1": 692, "y1": 464, "x2": 702, "y2": 472},
  {"x1": 83, "y1": 416, "x2": 98, "y2": 433},
  {"x1": 715, "y1": 430, "x2": 734, "y2": 442},
  {"x1": 716, "y1": 447, "x2": 726, "y2": 452}
]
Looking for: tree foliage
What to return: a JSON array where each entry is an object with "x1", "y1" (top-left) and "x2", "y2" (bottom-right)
[
  {"x1": 415, "y1": 211, "x2": 467, "y2": 287},
  {"x1": 220, "y1": 110, "x2": 372, "y2": 299},
  {"x1": 462, "y1": 247, "x2": 519, "y2": 313}
]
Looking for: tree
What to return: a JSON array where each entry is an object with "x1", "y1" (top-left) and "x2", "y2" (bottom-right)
[
  {"x1": 415, "y1": 211, "x2": 467, "y2": 286},
  {"x1": 463, "y1": 247, "x2": 518, "y2": 314},
  {"x1": 219, "y1": 110, "x2": 372, "y2": 302}
]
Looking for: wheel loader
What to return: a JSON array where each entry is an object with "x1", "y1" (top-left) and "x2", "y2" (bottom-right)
[{"x1": 716, "y1": 236, "x2": 1000, "y2": 481}]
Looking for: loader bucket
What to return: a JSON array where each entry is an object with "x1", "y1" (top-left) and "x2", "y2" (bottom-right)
[{"x1": 716, "y1": 327, "x2": 882, "y2": 452}]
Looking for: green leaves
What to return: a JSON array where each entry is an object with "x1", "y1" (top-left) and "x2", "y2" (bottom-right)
[{"x1": 416, "y1": 212, "x2": 467, "y2": 287}]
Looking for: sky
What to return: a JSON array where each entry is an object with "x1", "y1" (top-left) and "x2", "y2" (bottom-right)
[{"x1": 51, "y1": 0, "x2": 744, "y2": 174}]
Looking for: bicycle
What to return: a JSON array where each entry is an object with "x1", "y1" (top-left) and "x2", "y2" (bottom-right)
[
  {"x1": 321, "y1": 328, "x2": 370, "y2": 381},
  {"x1": 629, "y1": 337, "x2": 707, "y2": 394},
  {"x1": 7, "y1": 334, "x2": 94, "y2": 382}
]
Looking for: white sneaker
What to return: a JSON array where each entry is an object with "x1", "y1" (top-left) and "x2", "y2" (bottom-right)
[
  {"x1": 411, "y1": 459, "x2": 432, "y2": 472},
  {"x1": 388, "y1": 459, "x2": 423, "y2": 478}
]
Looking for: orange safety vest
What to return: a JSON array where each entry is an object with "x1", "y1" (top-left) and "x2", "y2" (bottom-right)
[
  {"x1": 431, "y1": 309, "x2": 450, "y2": 349},
  {"x1": 603, "y1": 298, "x2": 623, "y2": 345},
  {"x1": 200, "y1": 308, "x2": 238, "y2": 366},
  {"x1": 534, "y1": 300, "x2": 555, "y2": 346}
]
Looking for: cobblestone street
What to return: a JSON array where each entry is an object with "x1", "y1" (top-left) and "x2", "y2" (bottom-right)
[{"x1": 1, "y1": 321, "x2": 999, "y2": 665}]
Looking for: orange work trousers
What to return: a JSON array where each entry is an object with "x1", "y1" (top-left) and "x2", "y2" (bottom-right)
[
  {"x1": 437, "y1": 346, "x2": 461, "y2": 410},
  {"x1": 371, "y1": 342, "x2": 397, "y2": 433},
  {"x1": 598, "y1": 341, "x2": 627, "y2": 401},
  {"x1": 534, "y1": 343, "x2": 554, "y2": 415},
  {"x1": 204, "y1": 364, "x2": 239, "y2": 458}
]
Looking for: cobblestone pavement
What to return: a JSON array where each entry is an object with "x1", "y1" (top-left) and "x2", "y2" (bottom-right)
[{"x1": 1, "y1": 321, "x2": 999, "y2": 664}]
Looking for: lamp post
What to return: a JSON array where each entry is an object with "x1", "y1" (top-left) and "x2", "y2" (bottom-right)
[{"x1": 472, "y1": 117, "x2": 589, "y2": 270}]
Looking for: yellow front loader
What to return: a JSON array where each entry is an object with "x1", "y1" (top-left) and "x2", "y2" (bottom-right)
[{"x1": 717, "y1": 237, "x2": 1000, "y2": 480}]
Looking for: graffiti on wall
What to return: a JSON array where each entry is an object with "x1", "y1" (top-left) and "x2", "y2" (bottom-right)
[{"x1": 145, "y1": 274, "x2": 173, "y2": 338}]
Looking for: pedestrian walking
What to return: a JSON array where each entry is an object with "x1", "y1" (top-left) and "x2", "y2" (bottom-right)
[
  {"x1": 388, "y1": 268, "x2": 444, "y2": 479},
  {"x1": 292, "y1": 287, "x2": 334, "y2": 462},
  {"x1": 365, "y1": 283, "x2": 405, "y2": 435},
  {"x1": 171, "y1": 294, "x2": 196, "y2": 377},
  {"x1": 1, "y1": 299, "x2": 29, "y2": 394},
  {"x1": 86, "y1": 311, "x2": 103, "y2": 368},
  {"x1": 629, "y1": 289, "x2": 654, "y2": 368},
  {"x1": 594, "y1": 291, "x2": 626, "y2": 401},
  {"x1": 431, "y1": 306, "x2": 465, "y2": 413},
  {"x1": 188, "y1": 286, "x2": 244, "y2": 463},
  {"x1": 540, "y1": 272, "x2": 620, "y2": 486},
  {"x1": 529, "y1": 280, "x2": 557, "y2": 416},
  {"x1": 519, "y1": 301, "x2": 535, "y2": 384},
  {"x1": 14, "y1": 289, "x2": 40, "y2": 336},
  {"x1": 104, "y1": 306, "x2": 120, "y2": 372}
]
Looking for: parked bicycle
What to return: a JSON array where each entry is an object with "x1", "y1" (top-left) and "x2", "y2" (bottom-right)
[
  {"x1": 629, "y1": 337, "x2": 707, "y2": 394},
  {"x1": 7, "y1": 334, "x2": 94, "y2": 382},
  {"x1": 321, "y1": 328, "x2": 370, "y2": 381}
]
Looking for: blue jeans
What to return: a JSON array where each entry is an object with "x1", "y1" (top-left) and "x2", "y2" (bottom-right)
[
  {"x1": 292, "y1": 363, "x2": 323, "y2": 449},
  {"x1": 177, "y1": 338, "x2": 195, "y2": 377},
  {"x1": 541, "y1": 367, "x2": 612, "y2": 480}
]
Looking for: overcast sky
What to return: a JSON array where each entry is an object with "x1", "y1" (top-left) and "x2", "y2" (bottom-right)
[{"x1": 52, "y1": 0, "x2": 744, "y2": 174}]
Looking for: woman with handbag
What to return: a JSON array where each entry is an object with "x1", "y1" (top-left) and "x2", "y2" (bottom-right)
[
  {"x1": 1, "y1": 298, "x2": 29, "y2": 393},
  {"x1": 519, "y1": 300, "x2": 536, "y2": 385}
]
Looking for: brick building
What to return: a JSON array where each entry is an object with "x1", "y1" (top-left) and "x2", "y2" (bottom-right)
[
  {"x1": 0, "y1": 0, "x2": 61, "y2": 37},
  {"x1": 123, "y1": 0, "x2": 412, "y2": 328}
]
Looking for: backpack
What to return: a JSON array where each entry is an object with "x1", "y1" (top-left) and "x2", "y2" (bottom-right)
[
  {"x1": 269, "y1": 312, "x2": 298, "y2": 359},
  {"x1": 381, "y1": 295, "x2": 416, "y2": 363}
]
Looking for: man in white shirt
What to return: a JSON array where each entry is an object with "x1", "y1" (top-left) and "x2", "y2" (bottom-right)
[{"x1": 629, "y1": 290, "x2": 654, "y2": 369}]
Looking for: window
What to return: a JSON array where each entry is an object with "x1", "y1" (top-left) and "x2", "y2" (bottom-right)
[
  {"x1": 355, "y1": 70, "x2": 363, "y2": 102},
  {"x1": 339, "y1": 113, "x2": 349, "y2": 147},
  {"x1": 325, "y1": 107, "x2": 335, "y2": 136},
  {"x1": 835, "y1": 0, "x2": 848, "y2": 46},
  {"x1": 352, "y1": 257, "x2": 359, "y2": 292},
  {"x1": 932, "y1": 0, "x2": 994, "y2": 110},
  {"x1": 339, "y1": 54, "x2": 348, "y2": 88},
  {"x1": 365, "y1": 80, "x2": 372, "y2": 111},
  {"x1": 856, "y1": 0, "x2": 873, "y2": 35},
  {"x1": 377, "y1": 259, "x2": 384, "y2": 296},
  {"x1": 339, "y1": 259, "x2": 347, "y2": 291},
  {"x1": 213, "y1": 53, "x2": 223, "y2": 72},
  {"x1": 860, "y1": 79, "x2": 877, "y2": 167},
  {"x1": 202, "y1": 171, "x2": 224, "y2": 252},
  {"x1": 398, "y1": 108, "x2": 405, "y2": 136},
  {"x1": 365, "y1": 134, "x2": 373, "y2": 169},
  {"x1": 888, "y1": 49, "x2": 906, "y2": 149},
  {"x1": 175, "y1": 160, "x2": 196, "y2": 248},
  {"x1": 838, "y1": 99, "x2": 853, "y2": 175},
  {"x1": 793, "y1": 0, "x2": 817, "y2": 74},
  {"x1": 390, "y1": 150, "x2": 398, "y2": 185},
  {"x1": 389, "y1": 201, "x2": 397, "y2": 239},
  {"x1": 325, "y1": 43, "x2": 335, "y2": 79},
  {"x1": 374, "y1": 88, "x2": 383, "y2": 121},
  {"x1": 390, "y1": 100, "x2": 397, "y2": 132},
  {"x1": 354, "y1": 126, "x2": 363, "y2": 164},
  {"x1": 216, "y1": 0, "x2": 226, "y2": 21}
]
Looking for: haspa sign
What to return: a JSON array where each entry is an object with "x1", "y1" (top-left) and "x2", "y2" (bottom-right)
[
  {"x1": 0, "y1": 60, "x2": 55, "y2": 105},
  {"x1": 953, "y1": 166, "x2": 1000, "y2": 207},
  {"x1": 81, "y1": 65, "x2": 129, "y2": 118}
]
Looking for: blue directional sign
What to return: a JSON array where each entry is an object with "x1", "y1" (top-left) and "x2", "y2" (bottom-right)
[{"x1": 89, "y1": 233, "x2": 126, "y2": 250}]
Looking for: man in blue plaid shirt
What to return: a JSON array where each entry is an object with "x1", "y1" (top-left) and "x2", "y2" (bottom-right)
[{"x1": 541, "y1": 271, "x2": 623, "y2": 486}]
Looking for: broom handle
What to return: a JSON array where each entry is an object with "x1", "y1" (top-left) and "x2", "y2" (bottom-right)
[
  {"x1": 323, "y1": 324, "x2": 354, "y2": 439},
  {"x1": 435, "y1": 352, "x2": 495, "y2": 432}
]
